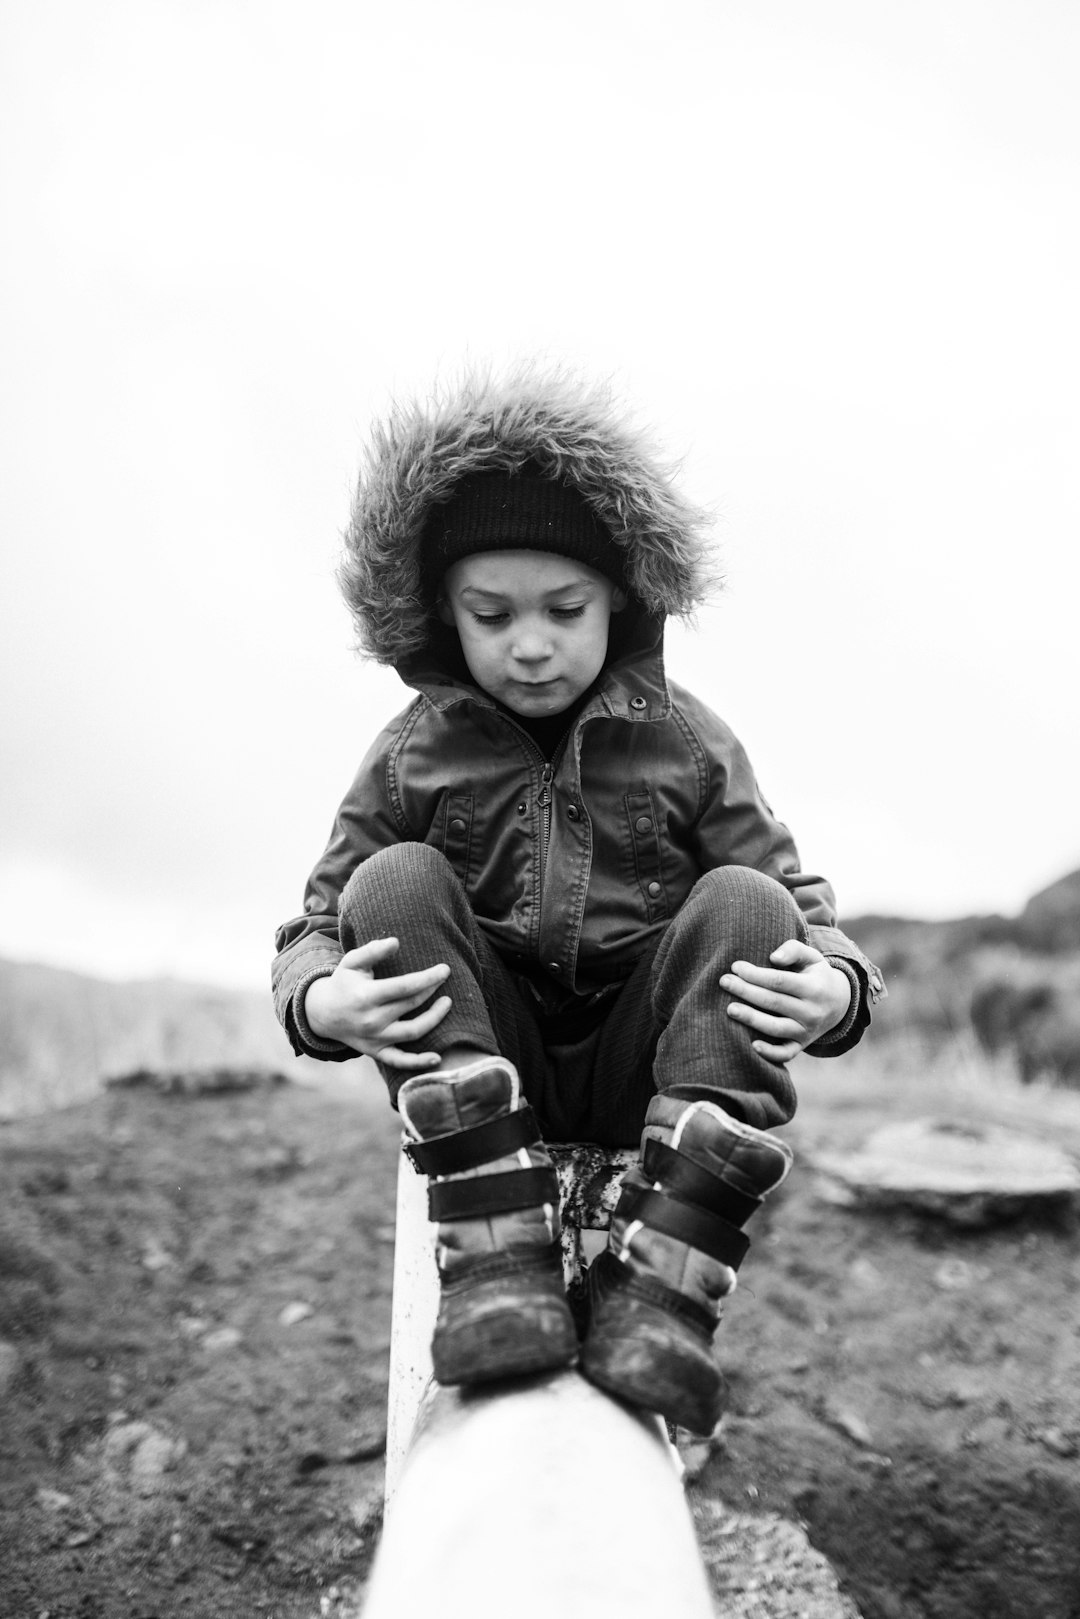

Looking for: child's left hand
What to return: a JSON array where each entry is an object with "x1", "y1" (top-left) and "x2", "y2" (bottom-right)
[{"x1": 719, "y1": 940, "x2": 852, "y2": 1065}]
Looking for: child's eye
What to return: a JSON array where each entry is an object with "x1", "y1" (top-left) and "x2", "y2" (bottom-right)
[
  {"x1": 551, "y1": 605, "x2": 587, "y2": 620},
  {"x1": 470, "y1": 611, "x2": 509, "y2": 627}
]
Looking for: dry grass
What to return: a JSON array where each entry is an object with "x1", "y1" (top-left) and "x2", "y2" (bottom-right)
[{"x1": 784, "y1": 1029, "x2": 1080, "y2": 1161}]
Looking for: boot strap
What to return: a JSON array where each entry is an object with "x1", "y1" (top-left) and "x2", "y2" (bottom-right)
[
  {"x1": 405, "y1": 1106, "x2": 542, "y2": 1176},
  {"x1": 588, "y1": 1249, "x2": 717, "y2": 1341},
  {"x1": 642, "y1": 1137, "x2": 762, "y2": 1227},
  {"x1": 615, "y1": 1184, "x2": 750, "y2": 1271},
  {"x1": 439, "y1": 1239, "x2": 565, "y2": 1291},
  {"x1": 429, "y1": 1165, "x2": 560, "y2": 1222}
]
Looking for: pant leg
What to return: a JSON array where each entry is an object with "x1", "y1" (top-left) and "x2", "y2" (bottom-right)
[
  {"x1": 649, "y1": 864, "x2": 809, "y2": 1130},
  {"x1": 529, "y1": 865, "x2": 809, "y2": 1145},
  {"x1": 337, "y1": 844, "x2": 549, "y2": 1113}
]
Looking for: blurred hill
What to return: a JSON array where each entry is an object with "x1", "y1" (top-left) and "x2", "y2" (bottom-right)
[
  {"x1": 0, "y1": 957, "x2": 366, "y2": 1118},
  {"x1": 847, "y1": 867, "x2": 1080, "y2": 1088},
  {"x1": 848, "y1": 867, "x2": 1080, "y2": 968},
  {"x1": 1, "y1": 867, "x2": 1078, "y2": 1118}
]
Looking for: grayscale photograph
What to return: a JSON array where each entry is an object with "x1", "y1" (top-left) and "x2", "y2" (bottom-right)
[{"x1": 1, "y1": 4, "x2": 1078, "y2": 1616}]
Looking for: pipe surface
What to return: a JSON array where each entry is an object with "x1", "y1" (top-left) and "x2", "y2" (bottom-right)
[{"x1": 364, "y1": 1370, "x2": 717, "y2": 1619}]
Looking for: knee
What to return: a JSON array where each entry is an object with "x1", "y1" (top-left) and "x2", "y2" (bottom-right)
[
  {"x1": 340, "y1": 843, "x2": 462, "y2": 923},
  {"x1": 672, "y1": 866, "x2": 807, "y2": 953}
]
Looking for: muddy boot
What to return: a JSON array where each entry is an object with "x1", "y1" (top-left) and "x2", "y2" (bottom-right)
[
  {"x1": 398, "y1": 1057, "x2": 577, "y2": 1386},
  {"x1": 580, "y1": 1093, "x2": 792, "y2": 1435}
]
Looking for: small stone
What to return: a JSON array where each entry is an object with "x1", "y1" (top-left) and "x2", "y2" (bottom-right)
[
  {"x1": 36, "y1": 1488, "x2": 73, "y2": 1512},
  {"x1": 178, "y1": 1315, "x2": 208, "y2": 1339},
  {"x1": 849, "y1": 1256, "x2": 884, "y2": 1289},
  {"x1": 64, "y1": 1526, "x2": 100, "y2": 1547},
  {"x1": 1033, "y1": 1426, "x2": 1078, "y2": 1459},
  {"x1": 279, "y1": 1301, "x2": 314, "y2": 1327},
  {"x1": 826, "y1": 1405, "x2": 874, "y2": 1448},
  {"x1": 350, "y1": 1482, "x2": 384, "y2": 1537},
  {"x1": 934, "y1": 1258, "x2": 987, "y2": 1290},
  {"x1": 0, "y1": 1340, "x2": 20, "y2": 1396},
  {"x1": 343, "y1": 1426, "x2": 388, "y2": 1463},
  {"x1": 101, "y1": 1420, "x2": 185, "y2": 1491},
  {"x1": 202, "y1": 1326, "x2": 243, "y2": 1353},
  {"x1": 141, "y1": 1239, "x2": 174, "y2": 1272},
  {"x1": 130, "y1": 1430, "x2": 186, "y2": 1491},
  {"x1": 962, "y1": 1414, "x2": 1012, "y2": 1449},
  {"x1": 104, "y1": 1421, "x2": 155, "y2": 1463}
]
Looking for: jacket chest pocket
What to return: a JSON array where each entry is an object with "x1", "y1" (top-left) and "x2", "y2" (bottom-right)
[
  {"x1": 438, "y1": 792, "x2": 475, "y2": 888},
  {"x1": 625, "y1": 787, "x2": 669, "y2": 921}
]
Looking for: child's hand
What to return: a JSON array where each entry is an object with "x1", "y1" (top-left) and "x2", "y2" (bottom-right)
[
  {"x1": 719, "y1": 940, "x2": 852, "y2": 1065},
  {"x1": 303, "y1": 939, "x2": 452, "y2": 1070}
]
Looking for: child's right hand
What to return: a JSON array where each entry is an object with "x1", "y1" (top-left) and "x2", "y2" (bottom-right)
[{"x1": 302, "y1": 939, "x2": 452, "y2": 1070}]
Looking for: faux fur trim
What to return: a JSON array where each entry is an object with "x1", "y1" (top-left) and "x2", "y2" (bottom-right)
[{"x1": 339, "y1": 365, "x2": 719, "y2": 665}]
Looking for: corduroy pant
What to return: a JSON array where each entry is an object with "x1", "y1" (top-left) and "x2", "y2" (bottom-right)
[{"x1": 338, "y1": 845, "x2": 809, "y2": 1146}]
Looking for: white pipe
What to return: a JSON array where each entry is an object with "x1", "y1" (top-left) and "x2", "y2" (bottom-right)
[
  {"x1": 384, "y1": 1140, "x2": 438, "y2": 1501},
  {"x1": 364, "y1": 1370, "x2": 716, "y2": 1619}
]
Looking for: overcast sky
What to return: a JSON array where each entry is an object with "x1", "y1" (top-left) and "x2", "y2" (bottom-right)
[{"x1": 1, "y1": 0, "x2": 1077, "y2": 990}]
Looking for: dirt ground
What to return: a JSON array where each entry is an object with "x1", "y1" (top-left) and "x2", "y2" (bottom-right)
[{"x1": 2, "y1": 1045, "x2": 1079, "y2": 1619}]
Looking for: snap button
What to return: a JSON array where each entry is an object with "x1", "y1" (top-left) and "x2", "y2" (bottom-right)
[
  {"x1": 449, "y1": 818, "x2": 467, "y2": 834},
  {"x1": 517, "y1": 801, "x2": 527, "y2": 815},
  {"x1": 635, "y1": 816, "x2": 653, "y2": 834},
  {"x1": 647, "y1": 881, "x2": 662, "y2": 898},
  {"x1": 547, "y1": 962, "x2": 561, "y2": 976},
  {"x1": 567, "y1": 804, "x2": 580, "y2": 821},
  {"x1": 629, "y1": 696, "x2": 647, "y2": 711}
]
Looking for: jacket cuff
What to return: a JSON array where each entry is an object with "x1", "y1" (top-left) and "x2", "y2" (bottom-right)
[
  {"x1": 287, "y1": 967, "x2": 357, "y2": 1062},
  {"x1": 805, "y1": 956, "x2": 869, "y2": 1057}
]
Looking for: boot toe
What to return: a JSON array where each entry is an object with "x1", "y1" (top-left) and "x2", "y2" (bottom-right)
[
  {"x1": 581, "y1": 1287, "x2": 726, "y2": 1437},
  {"x1": 433, "y1": 1287, "x2": 578, "y2": 1384}
]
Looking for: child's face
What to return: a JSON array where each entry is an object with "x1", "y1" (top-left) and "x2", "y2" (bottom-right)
[{"x1": 438, "y1": 549, "x2": 626, "y2": 717}]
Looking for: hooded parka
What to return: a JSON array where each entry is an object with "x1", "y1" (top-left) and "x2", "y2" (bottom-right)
[{"x1": 272, "y1": 370, "x2": 884, "y2": 1059}]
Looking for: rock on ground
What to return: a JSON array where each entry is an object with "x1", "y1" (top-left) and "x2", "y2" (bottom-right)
[{"x1": 812, "y1": 1115, "x2": 1080, "y2": 1226}]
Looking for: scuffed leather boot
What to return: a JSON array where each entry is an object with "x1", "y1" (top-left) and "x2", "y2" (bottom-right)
[
  {"x1": 580, "y1": 1093, "x2": 793, "y2": 1435},
  {"x1": 398, "y1": 1056, "x2": 577, "y2": 1386}
]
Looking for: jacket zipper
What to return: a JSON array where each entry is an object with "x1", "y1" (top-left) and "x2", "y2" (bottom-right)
[
  {"x1": 537, "y1": 762, "x2": 555, "y2": 879},
  {"x1": 502, "y1": 716, "x2": 577, "y2": 956},
  {"x1": 515, "y1": 725, "x2": 574, "y2": 892}
]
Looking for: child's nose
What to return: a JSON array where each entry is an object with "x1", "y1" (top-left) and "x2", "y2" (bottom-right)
[{"x1": 512, "y1": 627, "x2": 553, "y2": 661}]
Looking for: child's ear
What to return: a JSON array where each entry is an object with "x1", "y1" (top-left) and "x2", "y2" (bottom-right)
[
  {"x1": 611, "y1": 587, "x2": 628, "y2": 613},
  {"x1": 436, "y1": 594, "x2": 455, "y2": 625}
]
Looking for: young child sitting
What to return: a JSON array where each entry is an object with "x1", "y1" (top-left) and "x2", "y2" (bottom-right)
[{"x1": 272, "y1": 368, "x2": 885, "y2": 1436}]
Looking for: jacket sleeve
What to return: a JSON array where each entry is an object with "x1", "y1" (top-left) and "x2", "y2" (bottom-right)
[
  {"x1": 682, "y1": 701, "x2": 886, "y2": 1057},
  {"x1": 271, "y1": 710, "x2": 415, "y2": 1061}
]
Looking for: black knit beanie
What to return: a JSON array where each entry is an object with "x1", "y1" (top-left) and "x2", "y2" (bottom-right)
[{"x1": 422, "y1": 462, "x2": 628, "y2": 597}]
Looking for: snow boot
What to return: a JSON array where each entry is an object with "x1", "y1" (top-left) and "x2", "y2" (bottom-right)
[
  {"x1": 398, "y1": 1057, "x2": 577, "y2": 1386},
  {"x1": 580, "y1": 1093, "x2": 793, "y2": 1435}
]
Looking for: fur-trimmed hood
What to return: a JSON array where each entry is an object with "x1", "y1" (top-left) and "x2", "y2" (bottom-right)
[{"x1": 338, "y1": 367, "x2": 718, "y2": 669}]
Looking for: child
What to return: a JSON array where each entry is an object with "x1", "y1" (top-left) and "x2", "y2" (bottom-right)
[{"x1": 272, "y1": 368, "x2": 884, "y2": 1435}]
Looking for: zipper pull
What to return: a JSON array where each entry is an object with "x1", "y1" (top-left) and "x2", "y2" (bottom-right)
[{"x1": 537, "y1": 763, "x2": 554, "y2": 809}]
